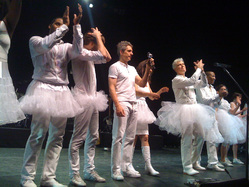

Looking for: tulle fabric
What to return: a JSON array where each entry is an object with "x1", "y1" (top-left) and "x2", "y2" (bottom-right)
[
  {"x1": 155, "y1": 101, "x2": 224, "y2": 144},
  {"x1": 71, "y1": 87, "x2": 108, "y2": 111},
  {"x1": 0, "y1": 76, "x2": 26, "y2": 125},
  {"x1": 19, "y1": 80, "x2": 83, "y2": 118},
  {"x1": 216, "y1": 109, "x2": 245, "y2": 144},
  {"x1": 135, "y1": 99, "x2": 156, "y2": 135},
  {"x1": 137, "y1": 99, "x2": 156, "y2": 125}
]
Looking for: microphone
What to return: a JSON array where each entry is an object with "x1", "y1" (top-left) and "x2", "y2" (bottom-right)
[
  {"x1": 147, "y1": 52, "x2": 155, "y2": 69},
  {"x1": 213, "y1": 62, "x2": 231, "y2": 68}
]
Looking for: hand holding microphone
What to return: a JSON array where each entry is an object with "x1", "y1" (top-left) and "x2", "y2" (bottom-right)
[{"x1": 147, "y1": 52, "x2": 156, "y2": 69}]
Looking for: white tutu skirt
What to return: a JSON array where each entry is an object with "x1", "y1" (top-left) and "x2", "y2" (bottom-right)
[
  {"x1": 136, "y1": 99, "x2": 156, "y2": 135},
  {"x1": 137, "y1": 99, "x2": 156, "y2": 124},
  {"x1": 71, "y1": 87, "x2": 108, "y2": 112},
  {"x1": 155, "y1": 101, "x2": 224, "y2": 144},
  {"x1": 0, "y1": 76, "x2": 25, "y2": 125},
  {"x1": 19, "y1": 80, "x2": 83, "y2": 118},
  {"x1": 216, "y1": 109, "x2": 245, "y2": 144}
]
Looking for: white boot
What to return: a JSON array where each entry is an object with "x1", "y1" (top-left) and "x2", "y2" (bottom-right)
[{"x1": 142, "y1": 146, "x2": 159, "y2": 176}]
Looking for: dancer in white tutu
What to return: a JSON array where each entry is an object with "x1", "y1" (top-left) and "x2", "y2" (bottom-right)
[
  {"x1": 228, "y1": 92, "x2": 247, "y2": 165},
  {"x1": 156, "y1": 58, "x2": 223, "y2": 176},
  {"x1": 195, "y1": 71, "x2": 225, "y2": 172},
  {"x1": 68, "y1": 29, "x2": 111, "y2": 186},
  {"x1": 0, "y1": 0, "x2": 25, "y2": 125},
  {"x1": 20, "y1": 5, "x2": 83, "y2": 187},
  {"x1": 129, "y1": 59, "x2": 169, "y2": 176},
  {"x1": 215, "y1": 85, "x2": 245, "y2": 167},
  {"x1": 109, "y1": 41, "x2": 154, "y2": 180}
]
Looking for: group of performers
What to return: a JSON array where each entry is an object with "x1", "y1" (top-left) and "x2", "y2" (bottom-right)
[{"x1": 0, "y1": 1, "x2": 247, "y2": 187}]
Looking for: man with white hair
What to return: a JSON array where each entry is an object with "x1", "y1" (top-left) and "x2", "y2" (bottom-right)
[{"x1": 156, "y1": 58, "x2": 223, "y2": 175}]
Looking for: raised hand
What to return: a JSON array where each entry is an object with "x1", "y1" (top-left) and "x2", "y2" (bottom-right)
[
  {"x1": 194, "y1": 59, "x2": 204, "y2": 71},
  {"x1": 73, "y1": 3, "x2": 83, "y2": 25},
  {"x1": 89, "y1": 27, "x2": 102, "y2": 38},
  {"x1": 63, "y1": 6, "x2": 70, "y2": 26}
]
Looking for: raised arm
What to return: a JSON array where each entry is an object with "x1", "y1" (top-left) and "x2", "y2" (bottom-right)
[
  {"x1": 109, "y1": 77, "x2": 125, "y2": 117},
  {"x1": 3, "y1": 0, "x2": 22, "y2": 38},
  {"x1": 135, "y1": 59, "x2": 154, "y2": 87},
  {"x1": 89, "y1": 27, "x2": 112, "y2": 62}
]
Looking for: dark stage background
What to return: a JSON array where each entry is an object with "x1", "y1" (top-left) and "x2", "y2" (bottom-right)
[{"x1": 2, "y1": 0, "x2": 249, "y2": 138}]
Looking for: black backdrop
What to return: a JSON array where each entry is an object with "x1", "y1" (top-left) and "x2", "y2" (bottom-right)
[{"x1": 4, "y1": 0, "x2": 249, "y2": 137}]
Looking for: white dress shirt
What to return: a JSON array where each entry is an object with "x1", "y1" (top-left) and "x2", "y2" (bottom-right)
[
  {"x1": 196, "y1": 84, "x2": 220, "y2": 108},
  {"x1": 72, "y1": 48, "x2": 105, "y2": 95},
  {"x1": 172, "y1": 68, "x2": 207, "y2": 104},
  {"x1": 29, "y1": 24, "x2": 83, "y2": 86}
]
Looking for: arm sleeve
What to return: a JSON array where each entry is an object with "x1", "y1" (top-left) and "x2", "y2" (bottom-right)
[
  {"x1": 196, "y1": 87, "x2": 220, "y2": 105},
  {"x1": 29, "y1": 24, "x2": 69, "y2": 57},
  {"x1": 67, "y1": 24, "x2": 84, "y2": 60},
  {"x1": 173, "y1": 68, "x2": 202, "y2": 88},
  {"x1": 76, "y1": 48, "x2": 106, "y2": 64},
  {"x1": 108, "y1": 64, "x2": 118, "y2": 79},
  {"x1": 194, "y1": 71, "x2": 208, "y2": 89}
]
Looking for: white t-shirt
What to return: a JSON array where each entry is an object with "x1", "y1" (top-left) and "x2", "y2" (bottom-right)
[{"x1": 108, "y1": 61, "x2": 138, "y2": 102}]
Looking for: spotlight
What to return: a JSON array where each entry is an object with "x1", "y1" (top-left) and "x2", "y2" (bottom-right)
[{"x1": 89, "y1": 3, "x2": 93, "y2": 8}]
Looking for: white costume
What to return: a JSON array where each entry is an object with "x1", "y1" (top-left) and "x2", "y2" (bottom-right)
[
  {"x1": 20, "y1": 24, "x2": 83, "y2": 183},
  {"x1": 216, "y1": 99, "x2": 245, "y2": 145},
  {"x1": 108, "y1": 61, "x2": 138, "y2": 174},
  {"x1": 156, "y1": 68, "x2": 223, "y2": 171},
  {"x1": 69, "y1": 49, "x2": 108, "y2": 177},
  {"x1": 195, "y1": 84, "x2": 223, "y2": 166},
  {"x1": 136, "y1": 83, "x2": 156, "y2": 135},
  {"x1": 0, "y1": 21, "x2": 25, "y2": 125}
]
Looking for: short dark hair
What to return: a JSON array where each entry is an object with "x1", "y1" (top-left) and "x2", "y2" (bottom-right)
[
  {"x1": 83, "y1": 31, "x2": 105, "y2": 45},
  {"x1": 215, "y1": 84, "x2": 227, "y2": 91},
  {"x1": 49, "y1": 17, "x2": 63, "y2": 26},
  {"x1": 232, "y1": 92, "x2": 242, "y2": 100}
]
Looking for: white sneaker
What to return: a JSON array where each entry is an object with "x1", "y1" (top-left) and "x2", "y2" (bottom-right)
[
  {"x1": 84, "y1": 170, "x2": 105, "y2": 182},
  {"x1": 193, "y1": 163, "x2": 206, "y2": 171},
  {"x1": 122, "y1": 168, "x2": 141, "y2": 178},
  {"x1": 207, "y1": 164, "x2": 225, "y2": 172},
  {"x1": 217, "y1": 162, "x2": 225, "y2": 168},
  {"x1": 111, "y1": 171, "x2": 124, "y2": 181},
  {"x1": 128, "y1": 164, "x2": 139, "y2": 174},
  {"x1": 20, "y1": 179, "x2": 37, "y2": 187},
  {"x1": 70, "y1": 174, "x2": 86, "y2": 187},
  {"x1": 233, "y1": 158, "x2": 244, "y2": 165},
  {"x1": 183, "y1": 168, "x2": 199, "y2": 176},
  {"x1": 220, "y1": 161, "x2": 233, "y2": 167},
  {"x1": 225, "y1": 157, "x2": 232, "y2": 164},
  {"x1": 40, "y1": 178, "x2": 67, "y2": 187}
]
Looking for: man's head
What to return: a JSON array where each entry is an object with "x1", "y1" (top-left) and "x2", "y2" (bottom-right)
[
  {"x1": 83, "y1": 31, "x2": 105, "y2": 51},
  {"x1": 117, "y1": 41, "x2": 133, "y2": 63},
  {"x1": 172, "y1": 58, "x2": 186, "y2": 75},
  {"x1": 48, "y1": 17, "x2": 63, "y2": 34},
  {"x1": 216, "y1": 84, "x2": 228, "y2": 98},
  {"x1": 206, "y1": 71, "x2": 216, "y2": 85}
]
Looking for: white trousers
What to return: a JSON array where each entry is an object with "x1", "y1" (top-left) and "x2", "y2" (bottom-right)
[
  {"x1": 192, "y1": 137, "x2": 218, "y2": 165},
  {"x1": 111, "y1": 102, "x2": 137, "y2": 173},
  {"x1": 181, "y1": 134, "x2": 203, "y2": 170},
  {"x1": 21, "y1": 113, "x2": 67, "y2": 181},
  {"x1": 69, "y1": 106, "x2": 99, "y2": 177}
]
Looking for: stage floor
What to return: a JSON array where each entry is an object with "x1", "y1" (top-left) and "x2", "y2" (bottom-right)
[{"x1": 0, "y1": 147, "x2": 247, "y2": 187}]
